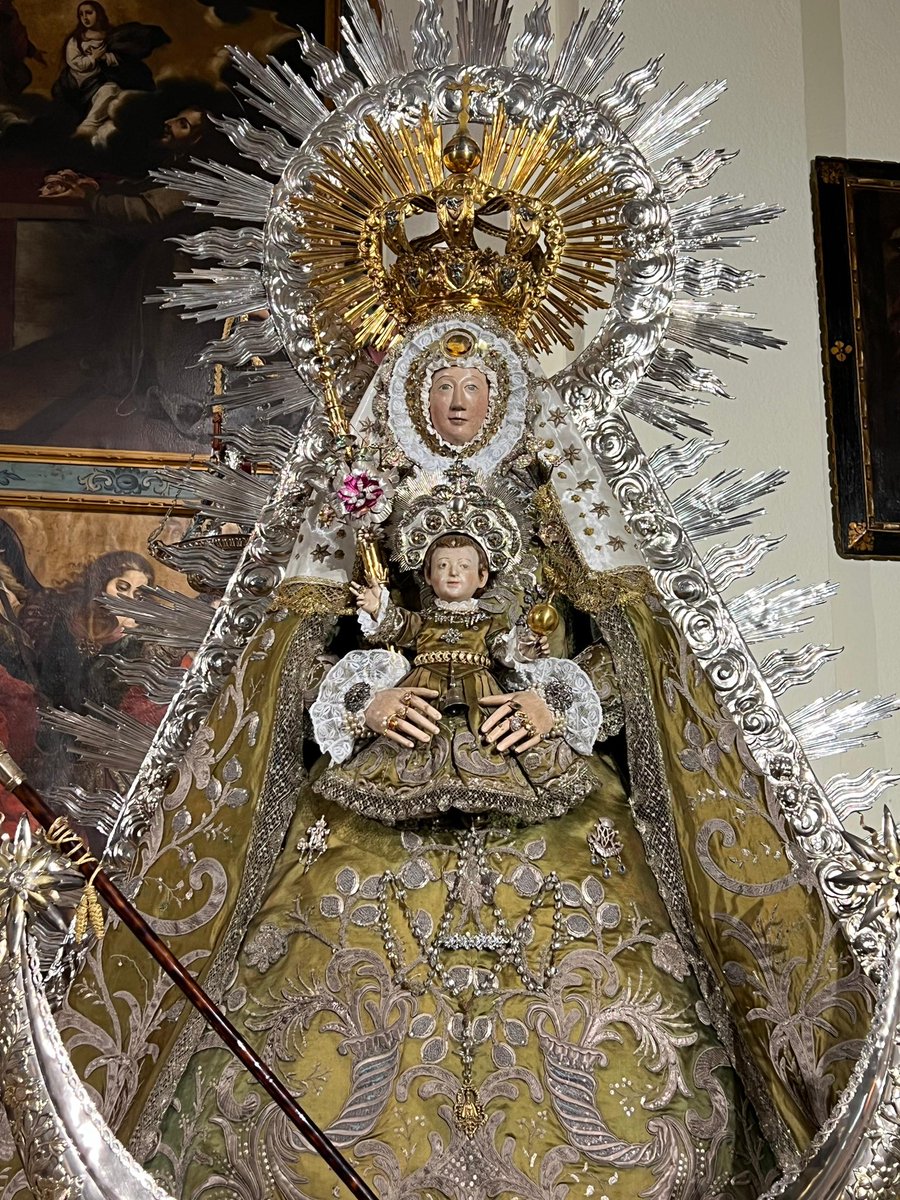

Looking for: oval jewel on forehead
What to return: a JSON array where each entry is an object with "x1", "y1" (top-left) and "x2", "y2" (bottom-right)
[{"x1": 442, "y1": 330, "x2": 474, "y2": 358}]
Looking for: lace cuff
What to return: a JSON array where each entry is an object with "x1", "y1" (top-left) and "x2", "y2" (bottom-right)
[
  {"x1": 357, "y1": 586, "x2": 389, "y2": 636},
  {"x1": 514, "y1": 656, "x2": 602, "y2": 755},
  {"x1": 310, "y1": 649, "x2": 408, "y2": 763}
]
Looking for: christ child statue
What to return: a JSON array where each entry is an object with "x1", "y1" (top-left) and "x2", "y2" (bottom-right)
[{"x1": 313, "y1": 532, "x2": 601, "y2": 824}]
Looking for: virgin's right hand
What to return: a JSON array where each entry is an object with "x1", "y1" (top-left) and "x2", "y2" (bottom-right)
[{"x1": 364, "y1": 687, "x2": 441, "y2": 748}]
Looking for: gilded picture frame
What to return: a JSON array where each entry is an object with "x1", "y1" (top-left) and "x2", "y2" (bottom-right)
[{"x1": 812, "y1": 155, "x2": 900, "y2": 559}]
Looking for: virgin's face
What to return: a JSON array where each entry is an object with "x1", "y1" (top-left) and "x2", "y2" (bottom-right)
[
  {"x1": 103, "y1": 569, "x2": 149, "y2": 628},
  {"x1": 79, "y1": 3, "x2": 98, "y2": 28},
  {"x1": 425, "y1": 545, "x2": 487, "y2": 602},
  {"x1": 428, "y1": 366, "x2": 490, "y2": 446},
  {"x1": 104, "y1": 569, "x2": 149, "y2": 602}
]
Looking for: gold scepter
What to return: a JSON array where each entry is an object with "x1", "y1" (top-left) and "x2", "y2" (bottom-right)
[{"x1": 310, "y1": 317, "x2": 388, "y2": 588}]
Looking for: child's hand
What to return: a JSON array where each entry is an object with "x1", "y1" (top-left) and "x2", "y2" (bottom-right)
[
  {"x1": 349, "y1": 580, "x2": 381, "y2": 617},
  {"x1": 515, "y1": 628, "x2": 550, "y2": 661}
]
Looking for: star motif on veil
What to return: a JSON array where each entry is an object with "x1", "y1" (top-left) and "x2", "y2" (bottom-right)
[
  {"x1": 548, "y1": 407, "x2": 567, "y2": 427},
  {"x1": 592, "y1": 501, "x2": 611, "y2": 517},
  {"x1": 311, "y1": 543, "x2": 331, "y2": 562}
]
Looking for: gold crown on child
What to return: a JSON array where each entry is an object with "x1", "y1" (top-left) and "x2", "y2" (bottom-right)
[{"x1": 392, "y1": 465, "x2": 523, "y2": 576}]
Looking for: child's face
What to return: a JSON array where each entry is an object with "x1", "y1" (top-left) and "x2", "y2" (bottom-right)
[{"x1": 425, "y1": 544, "x2": 487, "y2": 601}]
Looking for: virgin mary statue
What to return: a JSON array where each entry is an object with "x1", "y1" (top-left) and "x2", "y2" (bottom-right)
[{"x1": 5, "y1": 3, "x2": 900, "y2": 1200}]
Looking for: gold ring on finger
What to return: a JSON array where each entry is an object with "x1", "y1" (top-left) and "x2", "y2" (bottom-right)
[
  {"x1": 386, "y1": 714, "x2": 402, "y2": 732},
  {"x1": 401, "y1": 690, "x2": 415, "y2": 706},
  {"x1": 509, "y1": 712, "x2": 525, "y2": 732}
]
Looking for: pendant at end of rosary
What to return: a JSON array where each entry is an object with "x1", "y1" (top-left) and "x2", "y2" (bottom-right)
[
  {"x1": 453, "y1": 1084, "x2": 486, "y2": 1139},
  {"x1": 588, "y1": 816, "x2": 626, "y2": 878}
]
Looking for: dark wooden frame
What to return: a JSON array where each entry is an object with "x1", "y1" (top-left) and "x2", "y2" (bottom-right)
[{"x1": 812, "y1": 155, "x2": 900, "y2": 558}]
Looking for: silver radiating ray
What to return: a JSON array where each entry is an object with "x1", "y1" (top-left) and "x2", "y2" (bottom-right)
[
  {"x1": 550, "y1": 2, "x2": 625, "y2": 100},
  {"x1": 673, "y1": 467, "x2": 788, "y2": 539},
  {"x1": 412, "y1": 0, "x2": 452, "y2": 68},
  {"x1": 596, "y1": 57, "x2": 664, "y2": 126},
  {"x1": 628, "y1": 80, "x2": 726, "y2": 164},
  {"x1": 297, "y1": 29, "x2": 363, "y2": 106},
  {"x1": 100, "y1": 656, "x2": 185, "y2": 707},
  {"x1": 666, "y1": 298, "x2": 785, "y2": 360},
  {"x1": 199, "y1": 316, "x2": 283, "y2": 367},
  {"x1": 48, "y1": 787, "x2": 125, "y2": 842},
  {"x1": 702, "y1": 533, "x2": 783, "y2": 591},
  {"x1": 728, "y1": 577, "x2": 838, "y2": 644},
  {"x1": 512, "y1": 0, "x2": 552, "y2": 76},
  {"x1": 791, "y1": 691, "x2": 900, "y2": 761},
  {"x1": 621, "y1": 385, "x2": 713, "y2": 438},
  {"x1": 220, "y1": 363, "x2": 317, "y2": 420},
  {"x1": 96, "y1": 587, "x2": 214, "y2": 649},
  {"x1": 224, "y1": 422, "x2": 296, "y2": 467},
  {"x1": 155, "y1": 161, "x2": 272, "y2": 223},
  {"x1": 42, "y1": 705, "x2": 155, "y2": 774},
  {"x1": 759, "y1": 643, "x2": 842, "y2": 698},
  {"x1": 648, "y1": 438, "x2": 726, "y2": 489},
  {"x1": 156, "y1": 268, "x2": 267, "y2": 322},
  {"x1": 342, "y1": 0, "x2": 406, "y2": 86},
  {"x1": 212, "y1": 115, "x2": 295, "y2": 175},
  {"x1": 672, "y1": 193, "x2": 783, "y2": 251},
  {"x1": 826, "y1": 770, "x2": 900, "y2": 822},
  {"x1": 152, "y1": 540, "x2": 242, "y2": 593},
  {"x1": 229, "y1": 47, "x2": 327, "y2": 142},
  {"x1": 172, "y1": 227, "x2": 264, "y2": 268},
  {"x1": 657, "y1": 148, "x2": 738, "y2": 203},
  {"x1": 677, "y1": 257, "x2": 760, "y2": 296},
  {"x1": 646, "y1": 348, "x2": 730, "y2": 397},
  {"x1": 158, "y1": 463, "x2": 274, "y2": 526},
  {"x1": 456, "y1": 0, "x2": 512, "y2": 67}
]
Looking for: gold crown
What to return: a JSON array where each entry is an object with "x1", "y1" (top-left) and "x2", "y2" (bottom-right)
[
  {"x1": 391, "y1": 465, "x2": 523, "y2": 575},
  {"x1": 289, "y1": 79, "x2": 628, "y2": 353}
]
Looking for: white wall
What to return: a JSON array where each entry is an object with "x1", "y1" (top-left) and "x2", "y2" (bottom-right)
[
  {"x1": 608, "y1": 0, "x2": 900, "y2": 792},
  {"x1": 390, "y1": 0, "x2": 900, "y2": 798}
]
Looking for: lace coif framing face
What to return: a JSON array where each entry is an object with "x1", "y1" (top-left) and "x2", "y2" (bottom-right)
[{"x1": 379, "y1": 316, "x2": 532, "y2": 475}]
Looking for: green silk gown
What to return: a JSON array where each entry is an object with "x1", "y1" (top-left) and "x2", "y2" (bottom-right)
[{"x1": 31, "y1": 572, "x2": 871, "y2": 1200}]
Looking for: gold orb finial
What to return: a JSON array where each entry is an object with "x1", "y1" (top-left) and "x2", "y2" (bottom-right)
[
  {"x1": 527, "y1": 599, "x2": 560, "y2": 636},
  {"x1": 443, "y1": 74, "x2": 487, "y2": 175}
]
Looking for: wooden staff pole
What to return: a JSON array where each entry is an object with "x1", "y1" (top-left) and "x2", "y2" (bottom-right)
[{"x1": 0, "y1": 745, "x2": 380, "y2": 1200}]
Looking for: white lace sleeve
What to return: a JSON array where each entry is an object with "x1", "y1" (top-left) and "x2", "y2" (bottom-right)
[
  {"x1": 513, "y1": 656, "x2": 602, "y2": 756},
  {"x1": 357, "y1": 585, "x2": 389, "y2": 636},
  {"x1": 309, "y1": 648, "x2": 408, "y2": 763}
]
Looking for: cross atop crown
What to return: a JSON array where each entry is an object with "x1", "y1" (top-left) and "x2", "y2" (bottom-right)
[{"x1": 446, "y1": 74, "x2": 488, "y2": 139}]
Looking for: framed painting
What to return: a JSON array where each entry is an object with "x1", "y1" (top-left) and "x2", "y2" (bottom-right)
[
  {"x1": 0, "y1": 0, "x2": 341, "y2": 511},
  {"x1": 813, "y1": 156, "x2": 900, "y2": 558},
  {"x1": 0, "y1": 505, "x2": 195, "y2": 816}
]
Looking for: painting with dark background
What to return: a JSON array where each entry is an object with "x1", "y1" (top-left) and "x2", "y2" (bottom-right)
[
  {"x1": 814, "y1": 156, "x2": 900, "y2": 559},
  {"x1": 0, "y1": 0, "x2": 338, "y2": 474},
  {"x1": 0, "y1": 2, "x2": 342, "y2": 821}
]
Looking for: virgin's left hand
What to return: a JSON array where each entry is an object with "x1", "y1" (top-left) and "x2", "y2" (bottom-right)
[{"x1": 480, "y1": 690, "x2": 553, "y2": 753}]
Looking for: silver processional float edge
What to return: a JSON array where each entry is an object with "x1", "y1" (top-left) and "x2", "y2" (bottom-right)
[{"x1": 2, "y1": 1, "x2": 900, "y2": 1197}]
